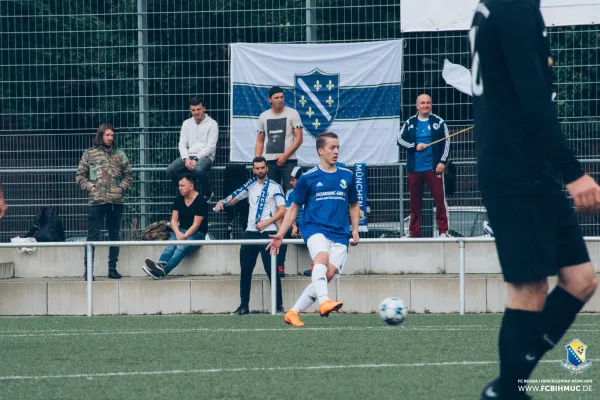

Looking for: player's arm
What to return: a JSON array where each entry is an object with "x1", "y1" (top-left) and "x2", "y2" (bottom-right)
[
  {"x1": 275, "y1": 203, "x2": 301, "y2": 237},
  {"x1": 349, "y1": 202, "x2": 360, "y2": 245},
  {"x1": 494, "y1": 3, "x2": 583, "y2": 184}
]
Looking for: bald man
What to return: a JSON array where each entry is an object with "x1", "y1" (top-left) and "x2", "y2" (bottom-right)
[{"x1": 397, "y1": 94, "x2": 450, "y2": 238}]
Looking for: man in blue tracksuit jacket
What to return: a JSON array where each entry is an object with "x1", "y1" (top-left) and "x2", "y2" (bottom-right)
[{"x1": 397, "y1": 94, "x2": 450, "y2": 237}]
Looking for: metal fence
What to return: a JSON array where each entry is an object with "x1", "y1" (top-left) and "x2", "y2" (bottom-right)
[{"x1": 1, "y1": 0, "x2": 599, "y2": 242}]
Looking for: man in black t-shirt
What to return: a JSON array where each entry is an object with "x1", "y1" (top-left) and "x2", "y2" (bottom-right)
[
  {"x1": 471, "y1": 1, "x2": 600, "y2": 398},
  {"x1": 143, "y1": 173, "x2": 208, "y2": 278}
]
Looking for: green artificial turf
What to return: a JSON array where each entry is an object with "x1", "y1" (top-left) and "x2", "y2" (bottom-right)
[{"x1": 0, "y1": 314, "x2": 598, "y2": 399}]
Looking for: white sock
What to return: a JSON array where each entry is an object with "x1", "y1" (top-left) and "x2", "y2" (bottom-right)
[
  {"x1": 311, "y1": 263, "x2": 329, "y2": 304},
  {"x1": 291, "y1": 283, "x2": 317, "y2": 312}
]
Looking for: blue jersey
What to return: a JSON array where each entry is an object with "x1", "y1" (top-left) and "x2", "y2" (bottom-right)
[
  {"x1": 293, "y1": 166, "x2": 358, "y2": 245},
  {"x1": 415, "y1": 119, "x2": 433, "y2": 172},
  {"x1": 285, "y1": 188, "x2": 304, "y2": 227}
]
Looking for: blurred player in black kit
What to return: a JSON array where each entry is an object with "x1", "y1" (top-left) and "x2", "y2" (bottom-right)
[{"x1": 470, "y1": 1, "x2": 600, "y2": 399}]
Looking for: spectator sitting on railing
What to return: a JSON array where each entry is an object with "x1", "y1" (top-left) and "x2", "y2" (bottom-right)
[
  {"x1": 167, "y1": 96, "x2": 218, "y2": 201},
  {"x1": 142, "y1": 173, "x2": 208, "y2": 279},
  {"x1": 76, "y1": 123, "x2": 133, "y2": 280},
  {"x1": 214, "y1": 156, "x2": 286, "y2": 315}
]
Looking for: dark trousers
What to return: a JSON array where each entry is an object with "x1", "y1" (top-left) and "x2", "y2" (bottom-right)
[
  {"x1": 408, "y1": 171, "x2": 449, "y2": 237},
  {"x1": 166, "y1": 156, "x2": 213, "y2": 198},
  {"x1": 266, "y1": 159, "x2": 297, "y2": 193},
  {"x1": 239, "y1": 230, "x2": 283, "y2": 309},
  {"x1": 84, "y1": 203, "x2": 123, "y2": 272}
]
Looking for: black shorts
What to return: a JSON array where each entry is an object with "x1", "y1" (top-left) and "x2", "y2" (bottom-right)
[{"x1": 483, "y1": 193, "x2": 590, "y2": 284}]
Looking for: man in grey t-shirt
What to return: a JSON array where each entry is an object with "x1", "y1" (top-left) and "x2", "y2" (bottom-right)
[{"x1": 255, "y1": 86, "x2": 303, "y2": 192}]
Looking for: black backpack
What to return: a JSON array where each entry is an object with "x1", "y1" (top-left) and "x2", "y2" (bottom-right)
[{"x1": 24, "y1": 207, "x2": 66, "y2": 242}]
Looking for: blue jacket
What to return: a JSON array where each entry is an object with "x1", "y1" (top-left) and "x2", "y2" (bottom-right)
[{"x1": 397, "y1": 113, "x2": 450, "y2": 173}]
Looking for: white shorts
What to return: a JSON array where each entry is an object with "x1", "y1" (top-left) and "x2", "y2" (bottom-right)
[{"x1": 306, "y1": 233, "x2": 348, "y2": 277}]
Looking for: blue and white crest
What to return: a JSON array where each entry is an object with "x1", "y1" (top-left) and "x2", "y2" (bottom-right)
[{"x1": 294, "y1": 68, "x2": 340, "y2": 139}]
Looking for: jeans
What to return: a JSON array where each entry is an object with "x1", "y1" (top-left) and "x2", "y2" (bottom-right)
[
  {"x1": 166, "y1": 156, "x2": 212, "y2": 198},
  {"x1": 84, "y1": 203, "x2": 123, "y2": 272},
  {"x1": 239, "y1": 230, "x2": 283, "y2": 309},
  {"x1": 159, "y1": 229, "x2": 205, "y2": 275},
  {"x1": 266, "y1": 159, "x2": 297, "y2": 193}
]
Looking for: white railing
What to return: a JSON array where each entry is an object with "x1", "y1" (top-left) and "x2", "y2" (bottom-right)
[{"x1": 1, "y1": 237, "x2": 599, "y2": 317}]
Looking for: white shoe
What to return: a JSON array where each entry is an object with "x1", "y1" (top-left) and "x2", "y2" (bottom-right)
[{"x1": 439, "y1": 233, "x2": 451, "y2": 238}]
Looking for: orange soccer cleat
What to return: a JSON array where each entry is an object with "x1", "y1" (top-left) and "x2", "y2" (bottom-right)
[
  {"x1": 284, "y1": 310, "x2": 305, "y2": 327},
  {"x1": 319, "y1": 299, "x2": 343, "y2": 317}
]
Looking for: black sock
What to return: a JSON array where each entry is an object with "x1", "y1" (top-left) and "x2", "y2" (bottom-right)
[
  {"x1": 498, "y1": 308, "x2": 543, "y2": 397},
  {"x1": 538, "y1": 286, "x2": 585, "y2": 353}
]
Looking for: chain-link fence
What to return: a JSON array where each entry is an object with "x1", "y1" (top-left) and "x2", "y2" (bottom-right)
[{"x1": 1, "y1": 0, "x2": 599, "y2": 242}]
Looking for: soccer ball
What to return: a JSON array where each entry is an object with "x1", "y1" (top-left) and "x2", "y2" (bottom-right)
[{"x1": 379, "y1": 297, "x2": 408, "y2": 326}]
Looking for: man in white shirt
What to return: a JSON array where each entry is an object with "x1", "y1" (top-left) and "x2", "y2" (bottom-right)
[
  {"x1": 167, "y1": 97, "x2": 218, "y2": 199},
  {"x1": 255, "y1": 86, "x2": 303, "y2": 192},
  {"x1": 214, "y1": 156, "x2": 286, "y2": 315}
]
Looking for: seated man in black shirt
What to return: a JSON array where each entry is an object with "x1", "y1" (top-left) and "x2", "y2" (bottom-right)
[{"x1": 143, "y1": 173, "x2": 208, "y2": 279}]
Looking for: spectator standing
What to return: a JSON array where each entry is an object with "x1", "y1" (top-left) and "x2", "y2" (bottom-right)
[
  {"x1": 167, "y1": 97, "x2": 218, "y2": 200},
  {"x1": 214, "y1": 157, "x2": 286, "y2": 315},
  {"x1": 255, "y1": 86, "x2": 303, "y2": 192},
  {"x1": 76, "y1": 123, "x2": 133, "y2": 280},
  {"x1": 398, "y1": 94, "x2": 450, "y2": 238}
]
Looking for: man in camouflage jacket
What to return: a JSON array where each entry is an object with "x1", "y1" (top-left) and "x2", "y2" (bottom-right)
[{"x1": 76, "y1": 123, "x2": 133, "y2": 280}]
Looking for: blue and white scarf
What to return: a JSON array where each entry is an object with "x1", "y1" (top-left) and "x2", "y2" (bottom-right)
[{"x1": 222, "y1": 177, "x2": 271, "y2": 221}]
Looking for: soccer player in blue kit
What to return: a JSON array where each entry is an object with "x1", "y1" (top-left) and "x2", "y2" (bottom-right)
[{"x1": 267, "y1": 131, "x2": 361, "y2": 327}]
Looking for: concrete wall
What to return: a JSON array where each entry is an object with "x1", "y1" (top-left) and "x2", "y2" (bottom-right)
[
  {"x1": 1, "y1": 274, "x2": 599, "y2": 316},
  {"x1": 2, "y1": 241, "x2": 599, "y2": 278}
]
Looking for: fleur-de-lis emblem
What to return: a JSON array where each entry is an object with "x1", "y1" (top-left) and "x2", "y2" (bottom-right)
[
  {"x1": 306, "y1": 107, "x2": 314, "y2": 118},
  {"x1": 313, "y1": 118, "x2": 320, "y2": 129},
  {"x1": 299, "y1": 96, "x2": 307, "y2": 107},
  {"x1": 326, "y1": 80, "x2": 335, "y2": 91},
  {"x1": 314, "y1": 80, "x2": 322, "y2": 91},
  {"x1": 326, "y1": 96, "x2": 334, "y2": 106}
]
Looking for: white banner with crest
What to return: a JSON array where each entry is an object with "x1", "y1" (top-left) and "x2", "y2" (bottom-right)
[{"x1": 229, "y1": 40, "x2": 403, "y2": 165}]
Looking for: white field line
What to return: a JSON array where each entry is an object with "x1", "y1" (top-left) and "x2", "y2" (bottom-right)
[
  {"x1": 0, "y1": 325, "x2": 598, "y2": 338},
  {"x1": 1, "y1": 359, "x2": 598, "y2": 382}
]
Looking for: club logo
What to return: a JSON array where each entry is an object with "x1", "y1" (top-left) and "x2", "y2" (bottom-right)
[
  {"x1": 295, "y1": 68, "x2": 339, "y2": 139},
  {"x1": 562, "y1": 339, "x2": 591, "y2": 374}
]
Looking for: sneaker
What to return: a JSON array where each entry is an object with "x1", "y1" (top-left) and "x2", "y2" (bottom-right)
[
  {"x1": 277, "y1": 266, "x2": 286, "y2": 278},
  {"x1": 143, "y1": 258, "x2": 166, "y2": 279},
  {"x1": 142, "y1": 264, "x2": 164, "y2": 280},
  {"x1": 231, "y1": 306, "x2": 249, "y2": 315},
  {"x1": 303, "y1": 264, "x2": 314, "y2": 277},
  {"x1": 155, "y1": 261, "x2": 167, "y2": 274},
  {"x1": 439, "y1": 233, "x2": 452, "y2": 238},
  {"x1": 276, "y1": 305, "x2": 285, "y2": 315},
  {"x1": 319, "y1": 299, "x2": 343, "y2": 317},
  {"x1": 108, "y1": 270, "x2": 121, "y2": 279},
  {"x1": 284, "y1": 310, "x2": 305, "y2": 327}
]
